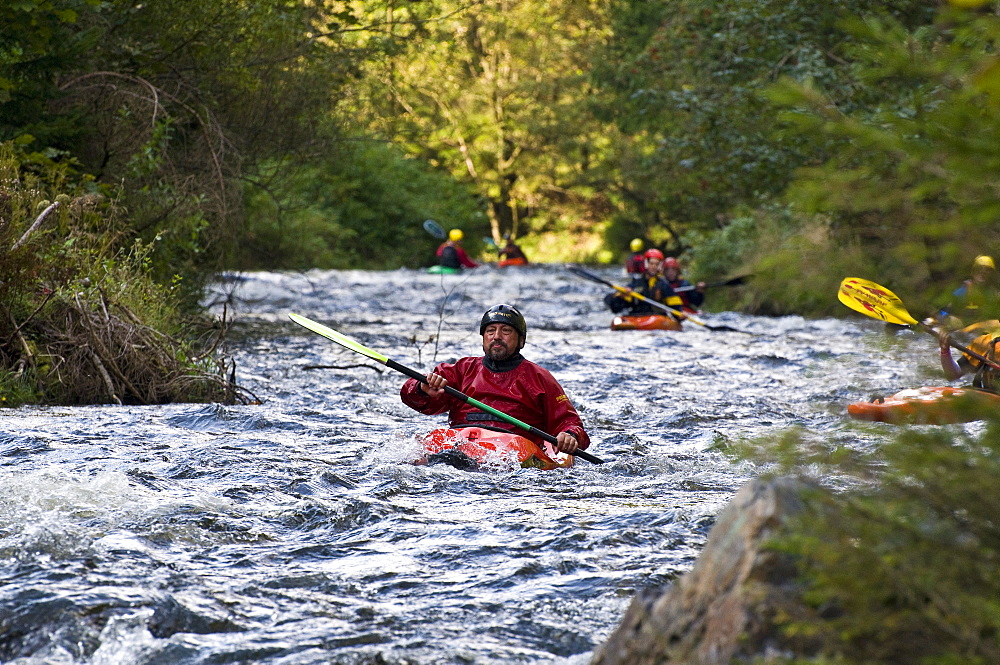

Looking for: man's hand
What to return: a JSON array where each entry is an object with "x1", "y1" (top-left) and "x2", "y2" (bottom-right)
[
  {"x1": 925, "y1": 318, "x2": 955, "y2": 351},
  {"x1": 555, "y1": 431, "x2": 579, "y2": 454},
  {"x1": 420, "y1": 372, "x2": 447, "y2": 396}
]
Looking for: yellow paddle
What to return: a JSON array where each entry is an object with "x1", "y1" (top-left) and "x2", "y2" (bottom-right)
[
  {"x1": 838, "y1": 277, "x2": 1000, "y2": 371},
  {"x1": 567, "y1": 266, "x2": 742, "y2": 332}
]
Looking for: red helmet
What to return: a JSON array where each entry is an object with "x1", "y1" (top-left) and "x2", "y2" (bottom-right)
[
  {"x1": 663, "y1": 257, "x2": 680, "y2": 270},
  {"x1": 644, "y1": 248, "x2": 664, "y2": 261}
]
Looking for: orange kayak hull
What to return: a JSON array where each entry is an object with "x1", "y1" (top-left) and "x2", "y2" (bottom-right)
[
  {"x1": 498, "y1": 257, "x2": 528, "y2": 267},
  {"x1": 419, "y1": 427, "x2": 573, "y2": 470},
  {"x1": 847, "y1": 386, "x2": 1000, "y2": 425},
  {"x1": 610, "y1": 315, "x2": 682, "y2": 331}
]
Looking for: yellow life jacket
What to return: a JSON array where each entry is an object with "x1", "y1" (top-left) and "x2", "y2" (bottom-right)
[{"x1": 962, "y1": 327, "x2": 1000, "y2": 391}]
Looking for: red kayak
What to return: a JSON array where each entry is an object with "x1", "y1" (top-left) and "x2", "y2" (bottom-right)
[
  {"x1": 847, "y1": 386, "x2": 1000, "y2": 425},
  {"x1": 417, "y1": 427, "x2": 573, "y2": 470},
  {"x1": 498, "y1": 257, "x2": 528, "y2": 267},
  {"x1": 610, "y1": 315, "x2": 682, "y2": 331}
]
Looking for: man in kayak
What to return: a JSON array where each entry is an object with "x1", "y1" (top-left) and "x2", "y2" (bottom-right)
[
  {"x1": 604, "y1": 248, "x2": 674, "y2": 316},
  {"x1": 661, "y1": 256, "x2": 706, "y2": 313},
  {"x1": 436, "y1": 229, "x2": 479, "y2": 270},
  {"x1": 497, "y1": 233, "x2": 528, "y2": 265},
  {"x1": 937, "y1": 323, "x2": 1000, "y2": 392},
  {"x1": 625, "y1": 238, "x2": 645, "y2": 274},
  {"x1": 400, "y1": 304, "x2": 590, "y2": 455},
  {"x1": 939, "y1": 255, "x2": 1000, "y2": 324}
]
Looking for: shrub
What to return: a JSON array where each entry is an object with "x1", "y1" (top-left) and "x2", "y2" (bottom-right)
[{"x1": 0, "y1": 142, "x2": 255, "y2": 406}]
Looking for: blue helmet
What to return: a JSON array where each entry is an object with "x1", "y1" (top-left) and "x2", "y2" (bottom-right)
[{"x1": 479, "y1": 304, "x2": 527, "y2": 340}]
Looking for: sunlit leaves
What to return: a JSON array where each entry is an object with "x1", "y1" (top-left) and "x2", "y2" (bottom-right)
[
  {"x1": 590, "y1": 0, "x2": 935, "y2": 246},
  {"x1": 349, "y1": 0, "x2": 617, "y2": 245}
]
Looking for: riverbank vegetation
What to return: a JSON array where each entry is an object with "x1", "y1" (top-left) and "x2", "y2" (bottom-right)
[
  {"x1": 724, "y1": 406, "x2": 1000, "y2": 664},
  {"x1": 0, "y1": 145, "x2": 256, "y2": 406}
]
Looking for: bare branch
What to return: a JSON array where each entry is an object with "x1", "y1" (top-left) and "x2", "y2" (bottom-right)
[{"x1": 11, "y1": 201, "x2": 60, "y2": 252}]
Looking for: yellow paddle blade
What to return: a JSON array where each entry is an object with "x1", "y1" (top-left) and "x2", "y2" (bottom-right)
[
  {"x1": 960, "y1": 320, "x2": 1000, "y2": 334},
  {"x1": 838, "y1": 278, "x2": 919, "y2": 326},
  {"x1": 289, "y1": 313, "x2": 390, "y2": 364}
]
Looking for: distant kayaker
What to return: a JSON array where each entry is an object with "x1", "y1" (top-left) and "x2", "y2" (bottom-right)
[
  {"x1": 498, "y1": 233, "x2": 528, "y2": 265},
  {"x1": 605, "y1": 248, "x2": 674, "y2": 316},
  {"x1": 661, "y1": 256, "x2": 706, "y2": 313},
  {"x1": 939, "y1": 255, "x2": 999, "y2": 324},
  {"x1": 936, "y1": 323, "x2": 1000, "y2": 392},
  {"x1": 436, "y1": 229, "x2": 479, "y2": 270},
  {"x1": 400, "y1": 304, "x2": 590, "y2": 455},
  {"x1": 625, "y1": 238, "x2": 645, "y2": 274}
]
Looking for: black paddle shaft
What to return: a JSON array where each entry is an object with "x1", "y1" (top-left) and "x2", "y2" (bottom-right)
[{"x1": 672, "y1": 275, "x2": 751, "y2": 293}]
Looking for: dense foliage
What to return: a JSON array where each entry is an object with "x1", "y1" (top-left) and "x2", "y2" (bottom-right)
[
  {"x1": 728, "y1": 405, "x2": 1000, "y2": 664},
  {"x1": 2, "y1": 0, "x2": 378, "y2": 286},
  {"x1": 0, "y1": 145, "x2": 253, "y2": 406},
  {"x1": 350, "y1": 0, "x2": 617, "y2": 258},
  {"x1": 756, "y1": 6, "x2": 1000, "y2": 314},
  {"x1": 237, "y1": 141, "x2": 483, "y2": 270},
  {"x1": 4, "y1": 1, "x2": 997, "y2": 287},
  {"x1": 591, "y1": 0, "x2": 934, "y2": 233}
]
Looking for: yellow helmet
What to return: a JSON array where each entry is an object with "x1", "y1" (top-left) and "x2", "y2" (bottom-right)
[
  {"x1": 974, "y1": 255, "x2": 995, "y2": 270},
  {"x1": 629, "y1": 238, "x2": 644, "y2": 252},
  {"x1": 448, "y1": 229, "x2": 464, "y2": 242}
]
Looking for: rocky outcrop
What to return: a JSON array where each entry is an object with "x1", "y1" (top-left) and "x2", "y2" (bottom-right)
[{"x1": 591, "y1": 477, "x2": 821, "y2": 665}]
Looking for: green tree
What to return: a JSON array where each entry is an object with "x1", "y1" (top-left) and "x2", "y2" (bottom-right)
[
  {"x1": 238, "y1": 140, "x2": 482, "y2": 270},
  {"x1": 353, "y1": 0, "x2": 617, "y2": 256},
  {"x1": 1, "y1": 0, "x2": 376, "y2": 288},
  {"x1": 0, "y1": 0, "x2": 103, "y2": 142},
  {"x1": 591, "y1": 0, "x2": 935, "y2": 252},
  {"x1": 768, "y1": 7, "x2": 1000, "y2": 306}
]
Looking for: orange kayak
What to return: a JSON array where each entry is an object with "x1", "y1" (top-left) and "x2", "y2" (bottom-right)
[
  {"x1": 418, "y1": 427, "x2": 573, "y2": 470},
  {"x1": 847, "y1": 386, "x2": 1000, "y2": 425},
  {"x1": 610, "y1": 315, "x2": 682, "y2": 331},
  {"x1": 498, "y1": 257, "x2": 528, "y2": 267}
]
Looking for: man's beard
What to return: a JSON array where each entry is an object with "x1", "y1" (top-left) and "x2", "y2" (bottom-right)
[{"x1": 485, "y1": 342, "x2": 516, "y2": 362}]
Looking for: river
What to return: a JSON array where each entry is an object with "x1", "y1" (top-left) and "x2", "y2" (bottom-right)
[{"x1": 0, "y1": 265, "x2": 936, "y2": 664}]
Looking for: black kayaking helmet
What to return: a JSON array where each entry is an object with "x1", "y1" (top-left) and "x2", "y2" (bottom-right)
[{"x1": 479, "y1": 304, "x2": 527, "y2": 341}]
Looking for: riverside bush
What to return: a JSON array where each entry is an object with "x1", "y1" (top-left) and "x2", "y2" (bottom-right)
[
  {"x1": 732, "y1": 413, "x2": 1000, "y2": 664},
  {"x1": 0, "y1": 143, "x2": 254, "y2": 406},
  {"x1": 686, "y1": 203, "x2": 880, "y2": 316}
]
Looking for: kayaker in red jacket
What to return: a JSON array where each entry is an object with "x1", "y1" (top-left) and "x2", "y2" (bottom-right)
[
  {"x1": 662, "y1": 256, "x2": 706, "y2": 313},
  {"x1": 400, "y1": 304, "x2": 590, "y2": 455},
  {"x1": 625, "y1": 238, "x2": 645, "y2": 274},
  {"x1": 605, "y1": 248, "x2": 674, "y2": 316},
  {"x1": 436, "y1": 229, "x2": 479, "y2": 270}
]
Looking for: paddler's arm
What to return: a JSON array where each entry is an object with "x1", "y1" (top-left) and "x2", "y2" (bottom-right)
[
  {"x1": 688, "y1": 281, "x2": 706, "y2": 307},
  {"x1": 936, "y1": 329, "x2": 965, "y2": 381},
  {"x1": 537, "y1": 369, "x2": 590, "y2": 453},
  {"x1": 400, "y1": 367, "x2": 453, "y2": 414}
]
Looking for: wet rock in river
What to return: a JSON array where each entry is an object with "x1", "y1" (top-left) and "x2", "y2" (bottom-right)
[{"x1": 591, "y1": 477, "x2": 822, "y2": 664}]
